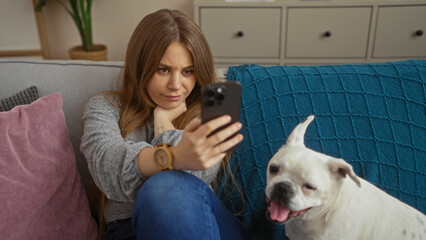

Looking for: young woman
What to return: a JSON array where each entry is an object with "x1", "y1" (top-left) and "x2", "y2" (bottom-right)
[{"x1": 81, "y1": 9, "x2": 250, "y2": 240}]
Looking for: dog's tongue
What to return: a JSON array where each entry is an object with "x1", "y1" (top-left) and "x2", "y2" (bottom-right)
[{"x1": 269, "y1": 201, "x2": 290, "y2": 222}]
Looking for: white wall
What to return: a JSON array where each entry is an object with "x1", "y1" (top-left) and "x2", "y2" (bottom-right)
[
  {"x1": 1, "y1": 0, "x2": 194, "y2": 61},
  {"x1": 0, "y1": 0, "x2": 41, "y2": 51}
]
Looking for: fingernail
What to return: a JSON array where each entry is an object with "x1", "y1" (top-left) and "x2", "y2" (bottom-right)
[{"x1": 238, "y1": 134, "x2": 244, "y2": 141}]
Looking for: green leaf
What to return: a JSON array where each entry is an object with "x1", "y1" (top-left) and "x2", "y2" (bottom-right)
[{"x1": 34, "y1": 0, "x2": 94, "y2": 51}]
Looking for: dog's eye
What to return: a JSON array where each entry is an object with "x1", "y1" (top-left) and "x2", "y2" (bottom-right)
[
  {"x1": 303, "y1": 183, "x2": 316, "y2": 191},
  {"x1": 269, "y1": 165, "x2": 280, "y2": 174}
]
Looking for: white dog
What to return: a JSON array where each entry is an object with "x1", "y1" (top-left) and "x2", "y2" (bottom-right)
[{"x1": 265, "y1": 115, "x2": 425, "y2": 240}]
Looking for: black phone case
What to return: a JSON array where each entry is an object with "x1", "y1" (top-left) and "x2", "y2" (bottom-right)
[{"x1": 201, "y1": 81, "x2": 241, "y2": 153}]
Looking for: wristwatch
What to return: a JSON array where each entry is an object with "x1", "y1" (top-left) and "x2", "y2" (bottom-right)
[{"x1": 154, "y1": 143, "x2": 174, "y2": 170}]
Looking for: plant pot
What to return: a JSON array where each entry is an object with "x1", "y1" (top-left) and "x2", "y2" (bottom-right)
[{"x1": 69, "y1": 44, "x2": 107, "y2": 61}]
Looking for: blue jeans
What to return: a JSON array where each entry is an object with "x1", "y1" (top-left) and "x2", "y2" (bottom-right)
[{"x1": 132, "y1": 170, "x2": 250, "y2": 240}]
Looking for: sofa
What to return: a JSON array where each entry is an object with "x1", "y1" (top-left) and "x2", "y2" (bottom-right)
[{"x1": 0, "y1": 59, "x2": 424, "y2": 239}]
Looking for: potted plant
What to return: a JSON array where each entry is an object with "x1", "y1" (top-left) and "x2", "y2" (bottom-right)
[{"x1": 36, "y1": 0, "x2": 107, "y2": 61}]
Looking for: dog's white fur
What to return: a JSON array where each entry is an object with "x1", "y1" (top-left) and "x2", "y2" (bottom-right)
[{"x1": 265, "y1": 115, "x2": 425, "y2": 240}]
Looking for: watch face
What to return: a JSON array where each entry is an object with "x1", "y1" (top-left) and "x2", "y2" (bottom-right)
[{"x1": 154, "y1": 148, "x2": 169, "y2": 168}]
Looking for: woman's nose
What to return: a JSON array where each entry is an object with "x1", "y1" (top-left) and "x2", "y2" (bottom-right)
[{"x1": 168, "y1": 72, "x2": 181, "y2": 90}]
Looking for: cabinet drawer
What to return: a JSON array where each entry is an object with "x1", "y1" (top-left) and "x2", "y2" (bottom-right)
[
  {"x1": 373, "y1": 6, "x2": 426, "y2": 58},
  {"x1": 286, "y1": 7, "x2": 372, "y2": 58},
  {"x1": 199, "y1": 7, "x2": 281, "y2": 58}
]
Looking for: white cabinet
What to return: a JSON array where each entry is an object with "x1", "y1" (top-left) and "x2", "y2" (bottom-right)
[
  {"x1": 286, "y1": 7, "x2": 372, "y2": 58},
  {"x1": 200, "y1": 7, "x2": 282, "y2": 59},
  {"x1": 373, "y1": 5, "x2": 426, "y2": 58},
  {"x1": 194, "y1": 0, "x2": 426, "y2": 66}
]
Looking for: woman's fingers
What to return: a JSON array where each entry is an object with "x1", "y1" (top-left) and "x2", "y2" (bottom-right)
[
  {"x1": 205, "y1": 121, "x2": 242, "y2": 147},
  {"x1": 198, "y1": 132, "x2": 243, "y2": 169},
  {"x1": 197, "y1": 120, "x2": 243, "y2": 159},
  {"x1": 211, "y1": 132, "x2": 244, "y2": 155},
  {"x1": 176, "y1": 115, "x2": 243, "y2": 170},
  {"x1": 194, "y1": 115, "x2": 243, "y2": 151},
  {"x1": 195, "y1": 115, "x2": 232, "y2": 137}
]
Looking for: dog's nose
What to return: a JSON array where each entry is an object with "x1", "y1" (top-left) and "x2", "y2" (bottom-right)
[{"x1": 271, "y1": 181, "x2": 294, "y2": 205}]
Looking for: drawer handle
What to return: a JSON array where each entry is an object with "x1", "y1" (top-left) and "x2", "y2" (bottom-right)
[
  {"x1": 415, "y1": 30, "x2": 423, "y2": 37},
  {"x1": 324, "y1": 31, "x2": 332, "y2": 37},
  {"x1": 237, "y1": 31, "x2": 244, "y2": 37}
]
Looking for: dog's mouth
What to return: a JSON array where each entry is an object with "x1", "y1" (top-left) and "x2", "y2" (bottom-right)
[{"x1": 266, "y1": 198, "x2": 311, "y2": 223}]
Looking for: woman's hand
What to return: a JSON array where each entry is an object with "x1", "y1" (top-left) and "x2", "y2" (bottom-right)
[
  {"x1": 171, "y1": 115, "x2": 243, "y2": 170},
  {"x1": 153, "y1": 102, "x2": 187, "y2": 136}
]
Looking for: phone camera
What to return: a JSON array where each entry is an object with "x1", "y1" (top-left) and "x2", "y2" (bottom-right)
[
  {"x1": 206, "y1": 100, "x2": 215, "y2": 106},
  {"x1": 216, "y1": 86, "x2": 226, "y2": 101},
  {"x1": 207, "y1": 89, "x2": 215, "y2": 97}
]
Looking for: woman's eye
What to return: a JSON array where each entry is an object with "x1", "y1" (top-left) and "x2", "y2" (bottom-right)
[
  {"x1": 183, "y1": 69, "x2": 194, "y2": 76},
  {"x1": 158, "y1": 67, "x2": 169, "y2": 74}
]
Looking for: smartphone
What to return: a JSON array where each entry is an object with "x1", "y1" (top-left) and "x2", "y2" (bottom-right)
[{"x1": 201, "y1": 81, "x2": 242, "y2": 153}]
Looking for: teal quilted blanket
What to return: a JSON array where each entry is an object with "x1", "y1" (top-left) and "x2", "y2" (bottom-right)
[{"x1": 217, "y1": 60, "x2": 426, "y2": 239}]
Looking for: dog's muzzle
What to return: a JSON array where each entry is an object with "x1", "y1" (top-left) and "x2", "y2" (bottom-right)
[
  {"x1": 266, "y1": 198, "x2": 311, "y2": 223},
  {"x1": 266, "y1": 182, "x2": 311, "y2": 223},
  {"x1": 269, "y1": 181, "x2": 294, "y2": 208}
]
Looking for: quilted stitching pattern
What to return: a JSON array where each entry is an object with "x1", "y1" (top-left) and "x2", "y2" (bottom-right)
[{"x1": 218, "y1": 60, "x2": 426, "y2": 239}]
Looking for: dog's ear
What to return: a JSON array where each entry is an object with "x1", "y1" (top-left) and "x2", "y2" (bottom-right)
[
  {"x1": 286, "y1": 115, "x2": 315, "y2": 147},
  {"x1": 328, "y1": 157, "x2": 361, "y2": 187}
]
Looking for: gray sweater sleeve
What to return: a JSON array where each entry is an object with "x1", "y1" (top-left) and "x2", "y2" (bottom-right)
[{"x1": 80, "y1": 95, "x2": 220, "y2": 202}]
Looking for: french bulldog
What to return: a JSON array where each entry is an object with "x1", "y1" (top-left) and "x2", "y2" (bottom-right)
[{"x1": 265, "y1": 115, "x2": 425, "y2": 240}]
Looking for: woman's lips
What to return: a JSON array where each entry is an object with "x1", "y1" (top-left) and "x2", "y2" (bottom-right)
[{"x1": 164, "y1": 95, "x2": 181, "y2": 102}]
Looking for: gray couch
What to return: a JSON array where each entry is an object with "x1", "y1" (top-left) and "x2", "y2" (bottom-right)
[{"x1": 0, "y1": 59, "x2": 124, "y2": 192}]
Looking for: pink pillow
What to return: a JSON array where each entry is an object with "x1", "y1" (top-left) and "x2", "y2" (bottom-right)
[{"x1": 0, "y1": 93, "x2": 97, "y2": 240}]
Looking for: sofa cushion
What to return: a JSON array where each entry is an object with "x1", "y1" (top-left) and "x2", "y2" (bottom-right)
[
  {"x1": 0, "y1": 59, "x2": 124, "y2": 192},
  {"x1": 0, "y1": 93, "x2": 97, "y2": 240},
  {"x1": 0, "y1": 86, "x2": 38, "y2": 111},
  {"x1": 218, "y1": 60, "x2": 426, "y2": 239}
]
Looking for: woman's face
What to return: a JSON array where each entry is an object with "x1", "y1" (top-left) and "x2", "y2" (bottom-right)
[{"x1": 146, "y1": 42, "x2": 196, "y2": 110}]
